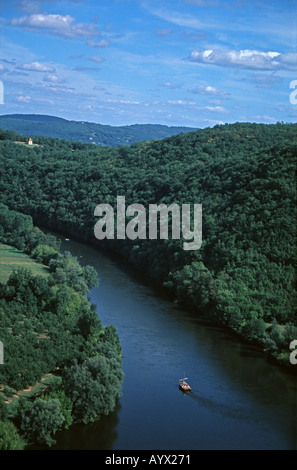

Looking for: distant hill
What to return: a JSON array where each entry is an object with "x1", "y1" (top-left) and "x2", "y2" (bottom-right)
[{"x1": 0, "y1": 114, "x2": 197, "y2": 146}]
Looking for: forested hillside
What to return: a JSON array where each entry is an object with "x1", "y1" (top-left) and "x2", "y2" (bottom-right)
[
  {"x1": 0, "y1": 205, "x2": 124, "y2": 449},
  {"x1": 0, "y1": 114, "x2": 196, "y2": 146},
  {"x1": 0, "y1": 122, "x2": 296, "y2": 366}
]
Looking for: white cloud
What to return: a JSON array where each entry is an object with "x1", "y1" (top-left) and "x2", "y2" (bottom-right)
[
  {"x1": 191, "y1": 85, "x2": 228, "y2": 96},
  {"x1": 10, "y1": 13, "x2": 99, "y2": 39},
  {"x1": 168, "y1": 100, "x2": 196, "y2": 105},
  {"x1": 16, "y1": 94, "x2": 31, "y2": 102},
  {"x1": 188, "y1": 49, "x2": 297, "y2": 70},
  {"x1": 40, "y1": 84, "x2": 77, "y2": 95},
  {"x1": 88, "y1": 56, "x2": 104, "y2": 63},
  {"x1": 151, "y1": 8, "x2": 204, "y2": 30},
  {"x1": 253, "y1": 114, "x2": 277, "y2": 123},
  {"x1": 87, "y1": 39, "x2": 110, "y2": 48},
  {"x1": 161, "y1": 81, "x2": 181, "y2": 89},
  {"x1": 105, "y1": 99, "x2": 141, "y2": 105},
  {"x1": 19, "y1": 61, "x2": 56, "y2": 72},
  {"x1": 278, "y1": 52, "x2": 297, "y2": 68},
  {"x1": 43, "y1": 73, "x2": 62, "y2": 83},
  {"x1": 204, "y1": 105, "x2": 227, "y2": 113},
  {"x1": 16, "y1": 0, "x2": 85, "y2": 13}
]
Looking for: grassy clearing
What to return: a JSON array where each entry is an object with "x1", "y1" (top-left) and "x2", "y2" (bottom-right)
[{"x1": 0, "y1": 242, "x2": 49, "y2": 284}]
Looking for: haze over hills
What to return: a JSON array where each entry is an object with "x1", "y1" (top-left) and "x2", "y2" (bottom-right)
[{"x1": 0, "y1": 114, "x2": 197, "y2": 147}]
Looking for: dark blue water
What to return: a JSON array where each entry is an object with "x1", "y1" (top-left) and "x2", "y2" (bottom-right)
[{"x1": 51, "y1": 238, "x2": 296, "y2": 450}]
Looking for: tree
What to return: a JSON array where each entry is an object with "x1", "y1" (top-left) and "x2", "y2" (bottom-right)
[
  {"x1": 64, "y1": 353, "x2": 124, "y2": 424},
  {"x1": 83, "y1": 264, "x2": 99, "y2": 290},
  {"x1": 1, "y1": 123, "x2": 296, "y2": 369},
  {"x1": 44, "y1": 389, "x2": 73, "y2": 430},
  {"x1": 31, "y1": 243, "x2": 59, "y2": 264},
  {"x1": 20, "y1": 399, "x2": 65, "y2": 446},
  {"x1": 78, "y1": 305, "x2": 102, "y2": 341},
  {"x1": 102, "y1": 324, "x2": 122, "y2": 356},
  {"x1": 0, "y1": 420, "x2": 25, "y2": 450}
]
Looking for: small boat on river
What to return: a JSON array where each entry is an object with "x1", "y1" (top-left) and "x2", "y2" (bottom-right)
[{"x1": 179, "y1": 377, "x2": 191, "y2": 392}]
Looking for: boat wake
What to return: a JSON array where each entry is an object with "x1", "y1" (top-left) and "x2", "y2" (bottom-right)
[{"x1": 186, "y1": 389, "x2": 256, "y2": 422}]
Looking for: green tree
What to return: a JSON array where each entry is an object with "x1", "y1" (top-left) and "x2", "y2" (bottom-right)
[
  {"x1": 20, "y1": 399, "x2": 65, "y2": 447},
  {"x1": 102, "y1": 324, "x2": 122, "y2": 356},
  {"x1": 78, "y1": 305, "x2": 102, "y2": 341},
  {"x1": 31, "y1": 243, "x2": 59, "y2": 264},
  {"x1": 44, "y1": 389, "x2": 73, "y2": 430},
  {"x1": 64, "y1": 353, "x2": 124, "y2": 424},
  {"x1": 0, "y1": 420, "x2": 25, "y2": 450},
  {"x1": 83, "y1": 264, "x2": 99, "y2": 290}
]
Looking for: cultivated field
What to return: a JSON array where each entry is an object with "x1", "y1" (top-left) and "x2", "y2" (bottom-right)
[{"x1": 0, "y1": 243, "x2": 49, "y2": 284}]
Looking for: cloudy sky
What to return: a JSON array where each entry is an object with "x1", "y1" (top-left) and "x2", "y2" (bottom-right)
[{"x1": 1, "y1": 0, "x2": 297, "y2": 127}]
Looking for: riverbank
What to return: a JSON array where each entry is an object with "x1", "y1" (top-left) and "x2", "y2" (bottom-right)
[
  {"x1": 1, "y1": 124, "x2": 296, "y2": 371},
  {"x1": 46, "y1": 236, "x2": 297, "y2": 450},
  {"x1": 0, "y1": 206, "x2": 124, "y2": 449},
  {"x1": 55, "y1": 229, "x2": 297, "y2": 374}
]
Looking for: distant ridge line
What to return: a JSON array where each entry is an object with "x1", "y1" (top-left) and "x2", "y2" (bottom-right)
[
  {"x1": 0, "y1": 113, "x2": 67, "y2": 122},
  {"x1": 0, "y1": 113, "x2": 197, "y2": 146}
]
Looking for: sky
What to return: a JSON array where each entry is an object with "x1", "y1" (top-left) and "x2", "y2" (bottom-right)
[{"x1": 1, "y1": 0, "x2": 297, "y2": 127}]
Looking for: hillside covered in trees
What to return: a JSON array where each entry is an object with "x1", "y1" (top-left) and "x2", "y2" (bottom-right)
[
  {"x1": 0, "y1": 114, "x2": 196, "y2": 147},
  {"x1": 0, "y1": 122, "x2": 296, "y2": 368},
  {"x1": 0, "y1": 205, "x2": 124, "y2": 449}
]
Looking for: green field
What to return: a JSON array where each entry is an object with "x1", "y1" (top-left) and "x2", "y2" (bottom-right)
[{"x1": 0, "y1": 243, "x2": 49, "y2": 284}]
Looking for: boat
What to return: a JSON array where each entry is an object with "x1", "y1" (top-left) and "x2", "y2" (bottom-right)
[{"x1": 179, "y1": 377, "x2": 191, "y2": 392}]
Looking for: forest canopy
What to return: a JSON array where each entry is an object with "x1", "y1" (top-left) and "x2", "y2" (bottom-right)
[
  {"x1": 0, "y1": 204, "x2": 124, "y2": 448},
  {"x1": 0, "y1": 122, "x2": 296, "y2": 366}
]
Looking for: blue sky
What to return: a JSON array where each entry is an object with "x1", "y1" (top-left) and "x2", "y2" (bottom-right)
[{"x1": 1, "y1": 0, "x2": 297, "y2": 127}]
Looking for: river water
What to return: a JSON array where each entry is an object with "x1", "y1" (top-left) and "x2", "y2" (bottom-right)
[{"x1": 49, "y1": 238, "x2": 296, "y2": 450}]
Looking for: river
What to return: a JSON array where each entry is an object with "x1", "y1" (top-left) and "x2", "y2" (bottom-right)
[{"x1": 49, "y1": 238, "x2": 296, "y2": 450}]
